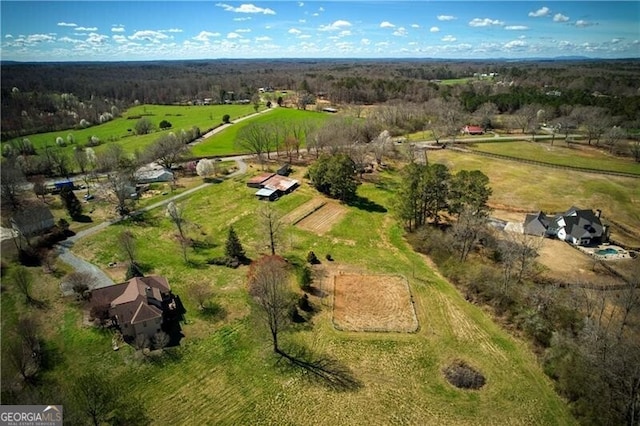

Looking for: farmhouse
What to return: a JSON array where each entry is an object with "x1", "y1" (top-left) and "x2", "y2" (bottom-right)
[
  {"x1": 463, "y1": 125, "x2": 484, "y2": 135},
  {"x1": 523, "y1": 206, "x2": 605, "y2": 246},
  {"x1": 91, "y1": 276, "x2": 177, "y2": 342},
  {"x1": 10, "y1": 205, "x2": 55, "y2": 238},
  {"x1": 247, "y1": 172, "x2": 299, "y2": 201},
  {"x1": 135, "y1": 164, "x2": 174, "y2": 184}
]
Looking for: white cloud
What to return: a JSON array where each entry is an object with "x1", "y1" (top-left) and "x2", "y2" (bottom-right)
[
  {"x1": 25, "y1": 34, "x2": 56, "y2": 43},
  {"x1": 299, "y1": 34, "x2": 311, "y2": 39},
  {"x1": 430, "y1": 26, "x2": 440, "y2": 33},
  {"x1": 165, "y1": 28, "x2": 183, "y2": 33},
  {"x1": 86, "y1": 33, "x2": 109, "y2": 45},
  {"x1": 216, "y1": 3, "x2": 276, "y2": 15},
  {"x1": 553, "y1": 13, "x2": 569, "y2": 22},
  {"x1": 255, "y1": 36, "x2": 272, "y2": 42},
  {"x1": 5, "y1": 34, "x2": 13, "y2": 38},
  {"x1": 58, "y1": 36, "x2": 82, "y2": 44},
  {"x1": 528, "y1": 7, "x2": 550, "y2": 17},
  {"x1": 112, "y1": 35, "x2": 127, "y2": 44},
  {"x1": 319, "y1": 20, "x2": 351, "y2": 31},
  {"x1": 442, "y1": 35, "x2": 456, "y2": 42},
  {"x1": 111, "y1": 26, "x2": 125, "y2": 33},
  {"x1": 298, "y1": 1, "x2": 304, "y2": 6},
  {"x1": 227, "y1": 32, "x2": 241, "y2": 39},
  {"x1": 192, "y1": 31, "x2": 220, "y2": 42},
  {"x1": 339, "y1": 30, "x2": 352, "y2": 37},
  {"x1": 611, "y1": 38, "x2": 621, "y2": 44},
  {"x1": 393, "y1": 27, "x2": 407, "y2": 37},
  {"x1": 57, "y1": 22, "x2": 77, "y2": 27},
  {"x1": 469, "y1": 18, "x2": 504, "y2": 27},
  {"x1": 504, "y1": 40, "x2": 528, "y2": 49},
  {"x1": 233, "y1": 17, "x2": 252, "y2": 21},
  {"x1": 129, "y1": 30, "x2": 168, "y2": 43},
  {"x1": 437, "y1": 15, "x2": 456, "y2": 21},
  {"x1": 299, "y1": 19, "x2": 306, "y2": 23},
  {"x1": 505, "y1": 25, "x2": 529, "y2": 30},
  {"x1": 380, "y1": 21, "x2": 395, "y2": 28},
  {"x1": 235, "y1": 28, "x2": 251, "y2": 33},
  {"x1": 575, "y1": 20, "x2": 594, "y2": 27},
  {"x1": 288, "y1": 28, "x2": 302, "y2": 35},
  {"x1": 411, "y1": 24, "x2": 420, "y2": 29},
  {"x1": 76, "y1": 27, "x2": 98, "y2": 32},
  {"x1": 361, "y1": 38, "x2": 371, "y2": 45}
]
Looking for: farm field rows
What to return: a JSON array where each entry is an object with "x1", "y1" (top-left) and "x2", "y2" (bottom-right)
[{"x1": 56, "y1": 171, "x2": 575, "y2": 425}]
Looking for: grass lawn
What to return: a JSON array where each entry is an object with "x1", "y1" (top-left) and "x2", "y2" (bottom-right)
[
  {"x1": 191, "y1": 107, "x2": 331, "y2": 157},
  {"x1": 427, "y1": 149, "x2": 640, "y2": 238},
  {"x1": 439, "y1": 77, "x2": 474, "y2": 85},
  {"x1": 26, "y1": 168, "x2": 576, "y2": 425},
  {"x1": 4, "y1": 104, "x2": 257, "y2": 159},
  {"x1": 470, "y1": 140, "x2": 640, "y2": 175}
]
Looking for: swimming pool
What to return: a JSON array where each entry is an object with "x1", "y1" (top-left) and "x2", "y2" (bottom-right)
[{"x1": 596, "y1": 248, "x2": 619, "y2": 255}]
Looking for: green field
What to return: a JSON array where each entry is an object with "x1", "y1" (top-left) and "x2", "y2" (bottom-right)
[
  {"x1": 0, "y1": 167, "x2": 575, "y2": 425},
  {"x1": 470, "y1": 141, "x2": 640, "y2": 175},
  {"x1": 4, "y1": 104, "x2": 257, "y2": 156},
  {"x1": 191, "y1": 107, "x2": 331, "y2": 157}
]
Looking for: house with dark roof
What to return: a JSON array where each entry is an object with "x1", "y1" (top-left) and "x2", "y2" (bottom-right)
[
  {"x1": 523, "y1": 206, "x2": 605, "y2": 246},
  {"x1": 10, "y1": 205, "x2": 55, "y2": 237},
  {"x1": 91, "y1": 276, "x2": 177, "y2": 341}
]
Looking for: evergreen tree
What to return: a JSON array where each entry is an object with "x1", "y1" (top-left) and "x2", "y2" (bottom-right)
[
  {"x1": 225, "y1": 226, "x2": 246, "y2": 261},
  {"x1": 60, "y1": 185, "x2": 83, "y2": 220}
]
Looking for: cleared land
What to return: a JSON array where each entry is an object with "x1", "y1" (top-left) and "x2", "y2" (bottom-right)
[
  {"x1": 295, "y1": 201, "x2": 348, "y2": 234},
  {"x1": 470, "y1": 140, "x2": 640, "y2": 175},
  {"x1": 333, "y1": 273, "x2": 418, "y2": 332}
]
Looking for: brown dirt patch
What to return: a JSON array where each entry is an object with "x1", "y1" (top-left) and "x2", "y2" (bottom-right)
[
  {"x1": 296, "y1": 202, "x2": 348, "y2": 235},
  {"x1": 332, "y1": 274, "x2": 418, "y2": 332}
]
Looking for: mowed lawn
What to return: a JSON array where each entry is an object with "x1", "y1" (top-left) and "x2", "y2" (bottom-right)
[
  {"x1": 64, "y1": 169, "x2": 574, "y2": 425},
  {"x1": 191, "y1": 107, "x2": 331, "y2": 157},
  {"x1": 427, "y1": 149, "x2": 640, "y2": 236},
  {"x1": 470, "y1": 140, "x2": 640, "y2": 175},
  {"x1": 5, "y1": 104, "x2": 257, "y2": 157}
]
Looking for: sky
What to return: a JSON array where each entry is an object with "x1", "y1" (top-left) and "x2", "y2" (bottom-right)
[{"x1": 1, "y1": 1, "x2": 639, "y2": 61}]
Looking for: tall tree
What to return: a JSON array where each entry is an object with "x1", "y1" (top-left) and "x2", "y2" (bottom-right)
[
  {"x1": 308, "y1": 154, "x2": 357, "y2": 202},
  {"x1": 166, "y1": 202, "x2": 189, "y2": 262},
  {"x1": 247, "y1": 255, "x2": 292, "y2": 353},
  {"x1": 225, "y1": 226, "x2": 246, "y2": 261},
  {"x1": 60, "y1": 186, "x2": 83, "y2": 220},
  {"x1": 144, "y1": 132, "x2": 189, "y2": 170},
  {"x1": 448, "y1": 170, "x2": 491, "y2": 217},
  {"x1": 236, "y1": 123, "x2": 269, "y2": 169},
  {"x1": 259, "y1": 204, "x2": 282, "y2": 255}
]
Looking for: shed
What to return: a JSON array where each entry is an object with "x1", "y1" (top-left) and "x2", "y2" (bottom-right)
[
  {"x1": 256, "y1": 187, "x2": 279, "y2": 201},
  {"x1": 247, "y1": 173, "x2": 275, "y2": 188}
]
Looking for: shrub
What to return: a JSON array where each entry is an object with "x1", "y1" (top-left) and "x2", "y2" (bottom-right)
[
  {"x1": 159, "y1": 120, "x2": 172, "y2": 129},
  {"x1": 307, "y1": 251, "x2": 320, "y2": 264},
  {"x1": 222, "y1": 114, "x2": 231, "y2": 124},
  {"x1": 297, "y1": 265, "x2": 313, "y2": 290},
  {"x1": 298, "y1": 294, "x2": 313, "y2": 312},
  {"x1": 325, "y1": 253, "x2": 333, "y2": 261},
  {"x1": 125, "y1": 263, "x2": 144, "y2": 280},
  {"x1": 443, "y1": 360, "x2": 486, "y2": 390}
]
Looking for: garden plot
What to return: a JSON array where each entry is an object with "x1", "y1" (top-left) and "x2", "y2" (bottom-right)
[
  {"x1": 293, "y1": 201, "x2": 348, "y2": 234},
  {"x1": 333, "y1": 274, "x2": 419, "y2": 332}
]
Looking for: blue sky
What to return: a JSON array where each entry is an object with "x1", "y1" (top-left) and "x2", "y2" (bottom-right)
[{"x1": 1, "y1": 1, "x2": 638, "y2": 61}]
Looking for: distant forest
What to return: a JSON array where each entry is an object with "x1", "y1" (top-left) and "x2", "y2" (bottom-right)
[{"x1": 2, "y1": 58, "x2": 639, "y2": 140}]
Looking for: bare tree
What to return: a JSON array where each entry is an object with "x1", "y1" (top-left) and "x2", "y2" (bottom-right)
[
  {"x1": 187, "y1": 281, "x2": 214, "y2": 310},
  {"x1": 603, "y1": 126, "x2": 626, "y2": 155},
  {"x1": 11, "y1": 265, "x2": 39, "y2": 306},
  {"x1": 166, "y1": 202, "x2": 189, "y2": 262},
  {"x1": 1, "y1": 161, "x2": 26, "y2": 210},
  {"x1": 144, "y1": 132, "x2": 189, "y2": 171},
  {"x1": 7, "y1": 316, "x2": 42, "y2": 383},
  {"x1": 73, "y1": 372, "x2": 119, "y2": 426},
  {"x1": 617, "y1": 262, "x2": 640, "y2": 340},
  {"x1": 452, "y1": 207, "x2": 488, "y2": 263},
  {"x1": 152, "y1": 331, "x2": 170, "y2": 350},
  {"x1": 247, "y1": 256, "x2": 293, "y2": 353},
  {"x1": 371, "y1": 129, "x2": 392, "y2": 165},
  {"x1": 259, "y1": 204, "x2": 282, "y2": 255},
  {"x1": 236, "y1": 123, "x2": 269, "y2": 169}
]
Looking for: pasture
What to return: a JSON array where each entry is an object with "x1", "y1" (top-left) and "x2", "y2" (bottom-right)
[
  {"x1": 4, "y1": 104, "x2": 256, "y2": 157},
  {"x1": 15, "y1": 168, "x2": 575, "y2": 425},
  {"x1": 469, "y1": 140, "x2": 640, "y2": 175},
  {"x1": 190, "y1": 107, "x2": 331, "y2": 157}
]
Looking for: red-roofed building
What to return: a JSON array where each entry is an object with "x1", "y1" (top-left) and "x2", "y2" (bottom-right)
[
  {"x1": 463, "y1": 125, "x2": 484, "y2": 135},
  {"x1": 91, "y1": 276, "x2": 177, "y2": 342}
]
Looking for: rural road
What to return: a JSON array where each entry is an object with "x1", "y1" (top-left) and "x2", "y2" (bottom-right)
[{"x1": 56, "y1": 155, "x2": 249, "y2": 291}]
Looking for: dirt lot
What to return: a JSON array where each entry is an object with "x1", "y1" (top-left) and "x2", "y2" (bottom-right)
[
  {"x1": 295, "y1": 201, "x2": 348, "y2": 234},
  {"x1": 332, "y1": 274, "x2": 419, "y2": 332}
]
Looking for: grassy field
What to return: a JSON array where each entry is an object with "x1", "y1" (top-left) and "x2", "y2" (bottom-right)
[
  {"x1": 2, "y1": 166, "x2": 576, "y2": 424},
  {"x1": 4, "y1": 104, "x2": 257, "y2": 157},
  {"x1": 191, "y1": 107, "x2": 331, "y2": 157},
  {"x1": 427, "y1": 149, "x2": 640, "y2": 239},
  {"x1": 470, "y1": 140, "x2": 640, "y2": 175}
]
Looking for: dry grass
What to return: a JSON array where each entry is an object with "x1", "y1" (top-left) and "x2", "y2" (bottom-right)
[
  {"x1": 332, "y1": 273, "x2": 418, "y2": 332},
  {"x1": 295, "y1": 201, "x2": 348, "y2": 235}
]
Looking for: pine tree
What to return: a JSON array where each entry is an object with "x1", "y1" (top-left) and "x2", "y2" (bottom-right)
[
  {"x1": 60, "y1": 186, "x2": 83, "y2": 220},
  {"x1": 225, "y1": 226, "x2": 245, "y2": 261}
]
